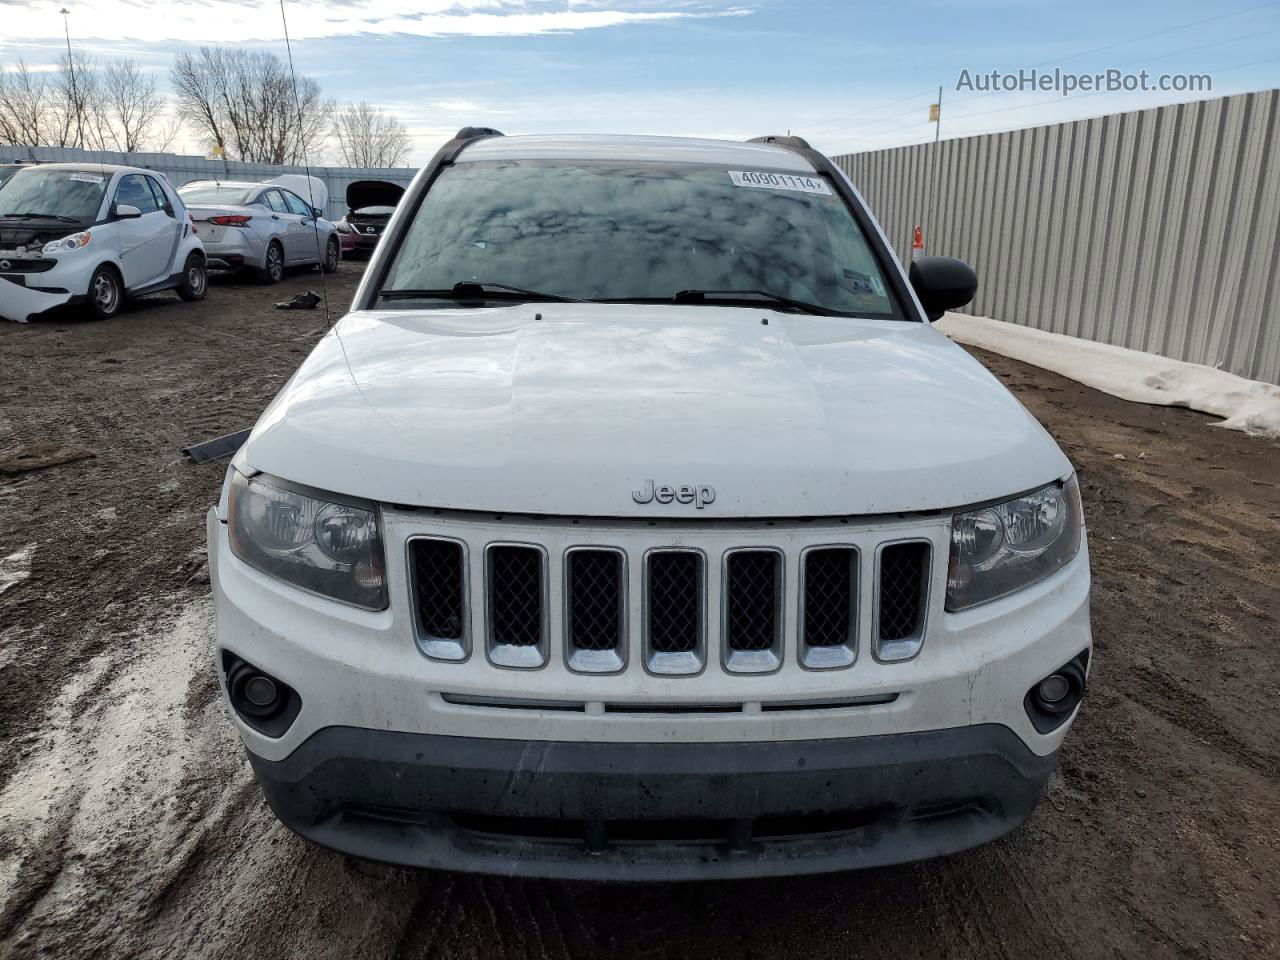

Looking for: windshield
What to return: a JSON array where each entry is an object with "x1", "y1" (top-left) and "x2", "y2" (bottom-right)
[
  {"x1": 0, "y1": 168, "x2": 109, "y2": 221},
  {"x1": 0, "y1": 167, "x2": 22, "y2": 190},
  {"x1": 178, "y1": 183, "x2": 256, "y2": 205},
  {"x1": 379, "y1": 160, "x2": 901, "y2": 318}
]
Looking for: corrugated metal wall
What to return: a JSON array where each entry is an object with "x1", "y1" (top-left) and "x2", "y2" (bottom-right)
[
  {"x1": 834, "y1": 89, "x2": 1280, "y2": 384},
  {"x1": 0, "y1": 144, "x2": 416, "y2": 222}
]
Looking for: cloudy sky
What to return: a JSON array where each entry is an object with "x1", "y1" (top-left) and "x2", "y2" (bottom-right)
[{"x1": 2, "y1": 0, "x2": 1279, "y2": 165}]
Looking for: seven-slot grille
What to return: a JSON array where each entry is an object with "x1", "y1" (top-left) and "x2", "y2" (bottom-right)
[{"x1": 409, "y1": 535, "x2": 931, "y2": 670}]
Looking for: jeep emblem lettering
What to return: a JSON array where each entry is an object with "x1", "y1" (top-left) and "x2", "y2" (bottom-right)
[{"x1": 632, "y1": 479, "x2": 715, "y2": 509}]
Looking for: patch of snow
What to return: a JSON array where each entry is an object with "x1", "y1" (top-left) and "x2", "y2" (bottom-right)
[
  {"x1": 937, "y1": 313, "x2": 1280, "y2": 441},
  {"x1": 0, "y1": 544, "x2": 34, "y2": 595}
]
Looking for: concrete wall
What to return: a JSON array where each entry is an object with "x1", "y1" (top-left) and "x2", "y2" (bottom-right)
[
  {"x1": 834, "y1": 89, "x2": 1280, "y2": 384},
  {"x1": 0, "y1": 144, "x2": 417, "y2": 223}
]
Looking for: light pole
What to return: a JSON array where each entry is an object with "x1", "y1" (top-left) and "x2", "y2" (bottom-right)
[{"x1": 60, "y1": 8, "x2": 85, "y2": 149}]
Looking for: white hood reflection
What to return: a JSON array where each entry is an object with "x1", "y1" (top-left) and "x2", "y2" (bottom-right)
[{"x1": 246, "y1": 304, "x2": 1070, "y2": 518}]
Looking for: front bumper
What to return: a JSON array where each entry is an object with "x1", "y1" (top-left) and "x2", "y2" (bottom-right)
[
  {"x1": 250, "y1": 723, "x2": 1056, "y2": 880},
  {"x1": 0, "y1": 268, "x2": 82, "y2": 322},
  {"x1": 209, "y1": 499, "x2": 1091, "y2": 878}
]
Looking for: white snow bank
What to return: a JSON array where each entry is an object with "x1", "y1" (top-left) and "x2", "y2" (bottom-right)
[{"x1": 936, "y1": 313, "x2": 1280, "y2": 441}]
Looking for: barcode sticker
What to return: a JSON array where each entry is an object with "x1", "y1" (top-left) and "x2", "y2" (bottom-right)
[
  {"x1": 728, "y1": 170, "x2": 832, "y2": 196},
  {"x1": 68, "y1": 173, "x2": 105, "y2": 183}
]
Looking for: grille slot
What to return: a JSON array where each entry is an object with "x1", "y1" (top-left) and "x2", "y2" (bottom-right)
[
  {"x1": 876, "y1": 541, "x2": 931, "y2": 661},
  {"x1": 409, "y1": 538, "x2": 468, "y2": 661},
  {"x1": 723, "y1": 550, "x2": 782, "y2": 673},
  {"x1": 800, "y1": 547, "x2": 857, "y2": 668},
  {"x1": 645, "y1": 551, "x2": 703, "y2": 674},
  {"x1": 487, "y1": 545, "x2": 546, "y2": 668},
  {"x1": 565, "y1": 548, "x2": 625, "y2": 673}
]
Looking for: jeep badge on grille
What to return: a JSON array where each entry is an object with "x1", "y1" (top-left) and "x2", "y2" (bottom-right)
[{"x1": 632, "y1": 479, "x2": 716, "y2": 508}]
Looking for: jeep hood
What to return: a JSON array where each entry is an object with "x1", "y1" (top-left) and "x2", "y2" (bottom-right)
[{"x1": 244, "y1": 304, "x2": 1071, "y2": 518}]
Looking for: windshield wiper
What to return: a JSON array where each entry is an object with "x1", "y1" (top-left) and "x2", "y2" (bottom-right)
[
  {"x1": 0, "y1": 212, "x2": 79, "y2": 223},
  {"x1": 378, "y1": 281, "x2": 583, "y2": 303},
  {"x1": 671, "y1": 288, "x2": 839, "y2": 316}
]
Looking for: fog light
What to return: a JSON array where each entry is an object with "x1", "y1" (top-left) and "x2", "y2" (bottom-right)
[
  {"x1": 1024, "y1": 651, "x2": 1089, "y2": 734},
  {"x1": 244, "y1": 675, "x2": 278, "y2": 708},
  {"x1": 222, "y1": 652, "x2": 301, "y2": 737},
  {"x1": 1037, "y1": 674, "x2": 1071, "y2": 706}
]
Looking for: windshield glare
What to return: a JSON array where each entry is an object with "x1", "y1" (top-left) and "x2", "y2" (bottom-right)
[
  {"x1": 178, "y1": 183, "x2": 256, "y2": 205},
  {"x1": 0, "y1": 168, "x2": 108, "y2": 220},
  {"x1": 380, "y1": 160, "x2": 900, "y2": 317}
]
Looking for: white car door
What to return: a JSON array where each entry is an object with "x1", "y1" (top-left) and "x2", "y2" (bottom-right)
[{"x1": 111, "y1": 174, "x2": 172, "y2": 288}]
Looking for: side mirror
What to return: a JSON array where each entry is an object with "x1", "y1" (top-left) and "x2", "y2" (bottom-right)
[
  {"x1": 908, "y1": 256, "x2": 978, "y2": 321},
  {"x1": 312, "y1": 207, "x2": 323, "y2": 219},
  {"x1": 114, "y1": 203, "x2": 143, "y2": 220}
]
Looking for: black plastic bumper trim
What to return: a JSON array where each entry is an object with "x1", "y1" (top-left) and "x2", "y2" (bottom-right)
[{"x1": 247, "y1": 724, "x2": 1057, "y2": 881}]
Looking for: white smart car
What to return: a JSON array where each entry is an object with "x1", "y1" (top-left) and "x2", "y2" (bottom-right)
[
  {"x1": 209, "y1": 129, "x2": 1091, "y2": 880},
  {"x1": 0, "y1": 163, "x2": 206, "y2": 322}
]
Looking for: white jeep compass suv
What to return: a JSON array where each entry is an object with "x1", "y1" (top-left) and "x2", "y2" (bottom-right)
[{"x1": 208, "y1": 128, "x2": 1091, "y2": 880}]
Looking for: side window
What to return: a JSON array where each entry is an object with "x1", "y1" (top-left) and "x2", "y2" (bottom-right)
[
  {"x1": 281, "y1": 190, "x2": 312, "y2": 217},
  {"x1": 144, "y1": 177, "x2": 173, "y2": 216},
  {"x1": 263, "y1": 190, "x2": 289, "y2": 214},
  {"x1": 115, "y1": 174, "x2": 160, "y2": 214}
]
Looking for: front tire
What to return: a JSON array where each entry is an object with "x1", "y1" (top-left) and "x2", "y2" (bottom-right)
[
  {"x1": 321, "y1": 236, "x2": 340, "y2": 274},
  {"x1": 176, "y1": 253, "x2": 207, "y2": 302},
  {"x1": 87, "y1": 264, "x2": 123, "y2": 320},
  {"x1": 258, "y1": 241, "x2": 284, "y2": 284}
]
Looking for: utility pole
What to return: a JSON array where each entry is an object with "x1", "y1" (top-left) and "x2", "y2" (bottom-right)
[
  {"x1": 925, "y1": 84, "x2": 943, "y2": 253},
  {"x1": 60, "y1": 8, "x2": 86, "y2": 150}
]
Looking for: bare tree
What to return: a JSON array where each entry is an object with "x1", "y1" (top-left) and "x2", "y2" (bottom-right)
[
  {"x1": 98, "y1": 59, "x2": 169, "y2": 152},
  {"x1": 171, "y1": 48, "x2": 332, "y2": 164},
  {"x1": 54, "y1": 51, "x2": 100, "y2": 149},
  {"x1": 331, "y1": 101, "x2": 412, "y2": 167},
  {"x1": 0, "y1": 60, "x2": 60, "y2": 146}
]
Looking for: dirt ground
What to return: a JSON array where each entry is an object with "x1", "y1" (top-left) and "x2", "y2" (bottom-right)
[{"x1": 0, "y1": 263, "x2": 1277, "y2": 960}]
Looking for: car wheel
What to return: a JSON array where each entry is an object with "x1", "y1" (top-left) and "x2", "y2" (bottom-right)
[
  {"x1": 87, "y1": 264, "x2": 123, "y2": 320},
  {"x1": 321, "y1": 236, "x2": 340, "y2": 274},
  {"x1": 258, "y1": 241, "x2": 284, "y2": 284},
  {"x1": 177, "y1": 253, "x2": 207, "y2": 302}
]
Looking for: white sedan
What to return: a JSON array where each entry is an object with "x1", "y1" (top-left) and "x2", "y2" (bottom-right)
[{"x1": 0, "y1": 163, "x2": 207, "y2": 322}]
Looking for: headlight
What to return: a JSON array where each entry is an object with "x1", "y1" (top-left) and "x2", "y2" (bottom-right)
[
  {"x1": 227, "y1": 470, "x2": 387, "y2": 610},
  {"x1": 42, "y1": 231, "x2": 92, "y2": 254},
  {"x1": 335, "y1": 220, "x2": 352, "y2": 234},
  {"x1": 946, "y1": 477, "x2": 1082, "y2": 611}
]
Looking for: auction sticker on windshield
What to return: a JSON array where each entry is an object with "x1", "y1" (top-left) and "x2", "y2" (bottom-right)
[
  {"x1": 69, "y1": 173, "x2": 105, "y2": 183},
  {"x1": 729, "y1": 170, "x2": 832, "y2": 196}
]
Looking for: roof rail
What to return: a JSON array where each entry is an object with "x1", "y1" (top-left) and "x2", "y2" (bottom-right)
[
  {"x1": 748, "y1": 135, "x2": 813, "y2": 151},
  {"x1": 455, "y1": 127, "x2": 504, "y2": 141}
]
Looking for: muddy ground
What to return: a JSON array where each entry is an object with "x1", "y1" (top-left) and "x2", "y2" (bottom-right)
[{"x1": 0, "y1": 263, "x2": 1277, "y2": 960}]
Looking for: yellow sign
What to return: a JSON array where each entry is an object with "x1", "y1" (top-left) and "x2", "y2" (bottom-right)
[{"x1": 929, "y1": 104, "x2": 940, "y2": 123}]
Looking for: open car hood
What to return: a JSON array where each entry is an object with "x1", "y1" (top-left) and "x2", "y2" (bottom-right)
[{"x1": 346, "y1": 180, "x2": 404, "y2": 213}]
